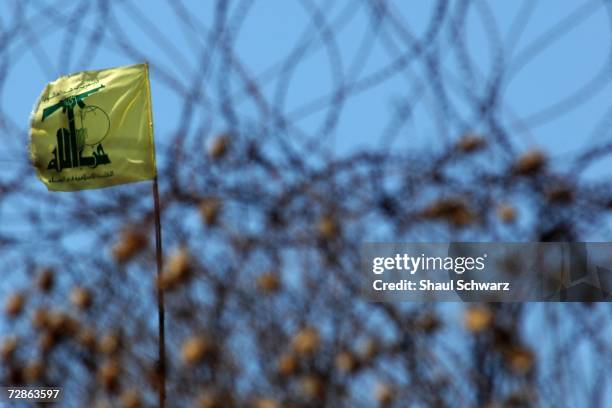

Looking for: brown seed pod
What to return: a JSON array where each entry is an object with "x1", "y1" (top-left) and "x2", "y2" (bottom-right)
[
  {"x1": 299, "y1": 375, "x2": 324, "y2": 399},
  {"x1": 98, "y1": 331, "x2": 120, "y2": 355},
  {"x1": 46, "y1": 310, "x2": 78, "y2": 337},
  {"x1": 457, "y1": 134, "x2": 485, "y2": 152},
  {"x1": 423, "y1": 198, "x2": 474, "y2": 226},
  {"x1": 112, "y1": 229, "x2": 148, "y2": 263},
  {"x1": 31, "y1": 307, "x2": 48, "y2": 330},
  {"x1": 358, "y1": 339, "x2": 379, "y2": 363},
  {"x1": 547, "y1": 185, "x2": 573, "y2": 203},
  {"x1": 464, "y1": 306, "x2": 493, "y2": 333},
  {"x1": 1, "y1": 336, "x2": 18, "y2": 360},
  {"x1": 199, "y1": 197, "x2": 221, "y2": 226},
  {"x1": 70, "y1": 286, "x2": 93, "y2": 310},
  {"x1": 195, "y1": 391, "x2": 218, "y2": 408},
  {"x1": 257, "y1": 271, "x2": 281, "y2": 293},
  {"x1": 506, "y1": 346, "x2": 535, "y2": 375},
  {"x1": 335, "y1": 351, "x2": 358, "y2": 373},
  {"x1": 505, "y1": 392, "x2": 531, "y2": 408},
  {"x1": 317, "y1": 215, "x2": 339, "y2": 239},
  {"x1": 45, "y1": 311, "x2": 65, "y2": 333},
  {"x1": 37, "y1": 268, "x2": 54, "y2": 292},
  {"x1": 497, "y1": 204, "x2": 517, "y2": 223},
  {"x1": 78, "y1": 327, "x2": 97, "y2": 350},
  {"x1": 277, "y1": 352, "x2": 298, "y2": 376},
  {"x1": 375, "y1": 383, "x2": 395, "y2": 407},
  {"x1": 416, "y1": 313, "x2": 441, "y2": 334},
  {"x1": 181, "y1": 335, "x2": 214, "y2": 365},
  {"x1": 22, "y1": 360, "x2": 44, "y2": 383},
  {"x1": 39, "y1": 331, "x2": 57, "y2": 353},
  {"x1": 158, "y1": 248, "x2": 192, "y2": 291},
  {"x1": 119, "y1": 389, "x2": 141, "y2": 408},
  {"x1": 253, "y1": 398, "x2": 280, "y2": 408},
  {"x1": 195, "y1": 389, "x2": 234, "y2": 408},
  {"x1": 291, "y1": 326, "x2": 320, "y2": 356},
  {"x1": 97, "y1": 358, "x2": 121, "y2": 392},
  {"x1": 207, "y1": 134, "x2": 230, "y2": 159},
  {"x1": 515, "y1": 150, "x2": 546, "y2": 175},
  {"x1": 5, "y1": 293, "x2": 25, "y2": 317}
]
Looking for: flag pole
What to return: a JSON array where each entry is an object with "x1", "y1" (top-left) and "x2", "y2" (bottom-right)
[{"x1": 152, "y1": 175, "x2": 166, "y2": 407}]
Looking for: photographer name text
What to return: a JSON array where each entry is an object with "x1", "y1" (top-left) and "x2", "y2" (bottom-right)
[{"x1": 371, "y1": 254, "x2": 510, "y2": 293}]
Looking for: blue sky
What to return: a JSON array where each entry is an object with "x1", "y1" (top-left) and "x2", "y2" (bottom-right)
[{"x1": 2, "y1": 0, "x2": 612, "y2": 167}]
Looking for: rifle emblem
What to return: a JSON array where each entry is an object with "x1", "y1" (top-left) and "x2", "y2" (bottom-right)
[{"x1": 43, "y1": 85, "x2": 111, "y2": 172}]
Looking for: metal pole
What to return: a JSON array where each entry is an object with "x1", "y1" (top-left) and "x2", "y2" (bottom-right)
[{"x1": 152, "y1": 175, "x2": 166, "y2": 407}]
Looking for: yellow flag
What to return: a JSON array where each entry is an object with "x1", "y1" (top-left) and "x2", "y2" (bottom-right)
[{"x1": 29, "y1": 63, "x2": 156, "y2": 191}]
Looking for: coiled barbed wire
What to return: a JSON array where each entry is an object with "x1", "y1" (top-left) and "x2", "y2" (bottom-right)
[{"x1": 1, "y1": 1, "x2": 611, "y2": 406}]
